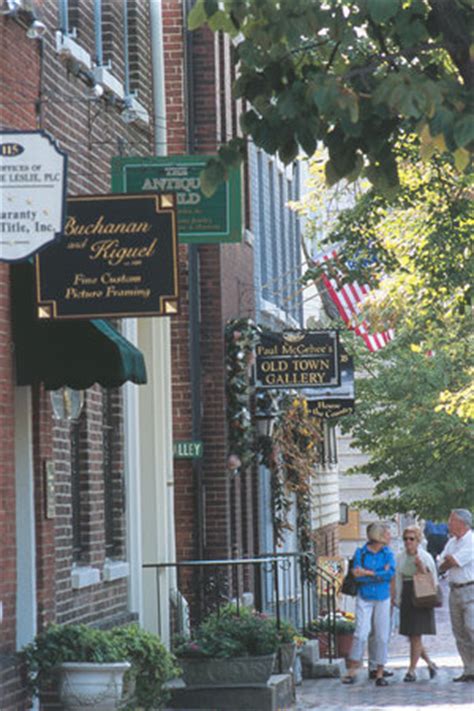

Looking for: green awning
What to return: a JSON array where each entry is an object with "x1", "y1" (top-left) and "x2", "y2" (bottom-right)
[{"x1": 11, "y1": 263, "x2": 147, "y2": 390}]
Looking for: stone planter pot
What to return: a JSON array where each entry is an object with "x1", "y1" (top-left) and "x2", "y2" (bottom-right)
[
  {"x1": 178, "y1": 653, "x2": 276, "y2": 687},
  {"x1": 58, "y1": 661, "x2": 131, "y2": 710},
  {"x1": 273, "y1": 643, "x2": 296, "y2": 674}
]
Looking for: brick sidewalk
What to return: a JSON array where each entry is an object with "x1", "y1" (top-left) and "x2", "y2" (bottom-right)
[{"x1": 296, "y1": 579, "x2": 474, "y2": 710}]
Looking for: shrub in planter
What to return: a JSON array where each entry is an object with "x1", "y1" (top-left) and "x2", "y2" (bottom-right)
[
  {"x1": 21, "y1": 623, "x2": 179, "y2": 709},
  {"x1": 174, "y1": 605, "x2": 280, "y2": 686}
]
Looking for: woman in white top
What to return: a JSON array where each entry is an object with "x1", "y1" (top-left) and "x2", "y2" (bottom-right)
[{"x1": 394, "y1": 525, "x2": 438, "y2": 681}]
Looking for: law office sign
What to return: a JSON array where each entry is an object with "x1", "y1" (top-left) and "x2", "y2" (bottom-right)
[
  {"x1": 111, "y1": 155, "x2": 242, "y2": 244},
  {"x1": 0, "y1": 130, "x2": 67, "y2": 262},
  {"x1": 35, "y1": 193, "x2": 179, "y2": 319},
  {"x1": 256, "y1": 330, "x2": 340, "y2": 389}
]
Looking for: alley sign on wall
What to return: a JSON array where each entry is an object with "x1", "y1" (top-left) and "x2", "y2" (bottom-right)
[
  {"x1": 35, "y1": 193, "x2": 179, "y2": 319},
  {"x1": 256, "y1": 330, "x2": 340, "y2": 389},
  {"x1": 111, "y1": 155, "x2": 242, "y2": 244},
  {"x1": 0, "y1": 131, "x2": 67, "y2": 262}
]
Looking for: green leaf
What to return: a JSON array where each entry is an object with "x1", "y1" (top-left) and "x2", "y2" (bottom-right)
[
  {"x1": 453, "y1": 114, "x2": 474, "y2": 149},
  {"x1": 296, "y1": 123, "x2": 317, "y2": 157},
  {"x1": 200, "y1": 159, "x2": 227, "y2": 197},
  {"x1": 188, "y1": 0, "x2": 207, "y2": 30},
  {"x1": 204, "y1": 0, "x2": 218, "y2": 15},
  {"x1": 208, "y1": 9, "x2": 238, "y2": 34},
  {"x1": 367, "y1": 0, "x2": 400, "y2": 24},
  {"x1": 325, "y1": 160, "x2": 340, "y2": 187},
  {"x1": 278, "y1": 137, "x2": 299, "y2": 165}
]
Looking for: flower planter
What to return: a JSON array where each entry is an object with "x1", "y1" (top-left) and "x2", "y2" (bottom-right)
[
  {"x1": 58, "y1": 661, "x2": 131, "y2": 710},
  {"x1": 178, "y1": 653, "x2": 276, "y2": 687},
  {"x1": 308, "y1": 632, "x2": 354, "y2": 658},
  {"x1": 336, "y1": 633, "x2": 354, "y2": 658}
]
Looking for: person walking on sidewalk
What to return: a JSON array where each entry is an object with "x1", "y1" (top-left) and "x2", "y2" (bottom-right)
[
  {"x1": 368, "y1": 523, "x2": 395, "y2": 680},
  {"x1": 439, "y1": 509, "x2": 474, "y2": 682},
  {"x1": 394, "y1": 525, "x2": 438, "y2": 682},
  {"x1": 342, "y1": 522, "x2": 395, "y2": 687}
]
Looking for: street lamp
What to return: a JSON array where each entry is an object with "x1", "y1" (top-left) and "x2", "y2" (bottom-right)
[{"x1": 255, "y1": 392, "x2": 280, "y2": 437}]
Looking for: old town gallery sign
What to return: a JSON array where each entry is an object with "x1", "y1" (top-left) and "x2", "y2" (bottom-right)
[
  {"x1": 256, "y1": 331, "x2": 340, "y2": 389},
  {"x1": 35, "y1": 193, "x2": 179, "y2": 319}
]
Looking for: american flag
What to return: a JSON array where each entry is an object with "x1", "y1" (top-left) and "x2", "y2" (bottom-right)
[{"x1": 314, "y1": 244, "x2": 395, "y2": 352}]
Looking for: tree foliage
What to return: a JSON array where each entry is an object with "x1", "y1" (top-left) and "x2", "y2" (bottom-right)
[
  {"x1": 189, "y1": 0, "x2": 473, "y2": 194},
  {"x1": 297, "y1": 147, "x2": 473, "y2": 518}
]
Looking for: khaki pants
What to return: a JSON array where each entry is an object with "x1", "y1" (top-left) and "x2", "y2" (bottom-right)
[{"x1": 449, "y1": 585, "x2": 474, "y2": 675}]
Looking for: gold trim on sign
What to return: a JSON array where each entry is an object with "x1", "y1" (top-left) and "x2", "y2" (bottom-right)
[
  {"x1": 38, "y1": 305, "x2": 52, "y2": 319},
  {"x1": 164, "y1": 299, "x2": 178, "y2": 314},
  {"x1": 161, "y1": 194, "x2": 174, "y2": 208}
]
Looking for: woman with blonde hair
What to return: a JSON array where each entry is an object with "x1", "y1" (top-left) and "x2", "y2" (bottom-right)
[
  {"x1": 342, "y1": 521, "x2": 395, "y2": 686},
  {"x1": 395, "y1": 525, "x2": 438, "y2": 681}
]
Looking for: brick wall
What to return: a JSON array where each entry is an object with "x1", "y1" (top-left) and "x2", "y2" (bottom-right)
[
  {"x1": 162, "y1": 10, "x2": 259, "y2": 568},
  {"x1": 0, "y1": 11, "x2": 41, "y2": 710},
  {"x1": 35, "y1": 0, "x2": 154, "y2": 633}
]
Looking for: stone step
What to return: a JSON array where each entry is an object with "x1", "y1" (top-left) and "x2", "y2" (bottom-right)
[
  {"x1": 302, "y1": 657, "x2": 346, "y2": 679},
  {"x1": 165, "y1": 673, "x2": 295, "y2": 711}
]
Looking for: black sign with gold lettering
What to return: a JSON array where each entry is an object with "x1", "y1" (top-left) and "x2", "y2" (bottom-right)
[
  {"x1": 255, "y1": 331, "x2": 340, "y2": 389},
  {"x1": 305, "y1": 348, "x2": 355, "y2": 419},
  {"x1": 35, "y1": 193, "x2": 179, "y2": 319}
]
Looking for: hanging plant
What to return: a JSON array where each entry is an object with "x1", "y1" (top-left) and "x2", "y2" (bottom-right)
[
  {"x1": 225, "y1": 318, "x2": 261, "y2": 472},
  {"x1": 261, "y1": 396, "x2": 322, "y2": 552}
]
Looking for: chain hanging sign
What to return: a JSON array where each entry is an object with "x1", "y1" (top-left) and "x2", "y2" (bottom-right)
[
  {"x1": 0, "y1": 130, "x2": 67, "y2": 262},
  {"x1": 35, "y1": 193, "x2": 179, "y2": 319},
  {"x1": 256, "y1": 330, "x2": 340, "y2": 389}
]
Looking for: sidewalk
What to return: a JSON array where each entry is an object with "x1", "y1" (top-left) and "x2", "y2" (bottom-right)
[{"x1": 296, "y1": 579, "x2": 474, "y2": 710}]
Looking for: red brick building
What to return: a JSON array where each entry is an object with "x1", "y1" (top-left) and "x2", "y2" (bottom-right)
[
  {"x1": 161, "y1": 2, "x2": 258, "y2": 569},
  {"x1": 1, "y1": 2, "x2": 155, "y2": 708}
]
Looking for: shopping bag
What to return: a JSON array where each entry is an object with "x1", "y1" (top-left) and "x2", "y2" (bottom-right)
[{"x1": 412, "y1": 570, "x2": 438, "y2": 607}]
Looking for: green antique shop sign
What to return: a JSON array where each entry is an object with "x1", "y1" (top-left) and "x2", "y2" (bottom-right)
[{"x1": 112, "y1": 155, "x2": 242, "y2": 244}]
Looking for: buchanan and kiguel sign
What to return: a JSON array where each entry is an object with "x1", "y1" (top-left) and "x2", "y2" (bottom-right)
[{"x1": 35, "y1": 193, "x2": 179, "y2": 319}]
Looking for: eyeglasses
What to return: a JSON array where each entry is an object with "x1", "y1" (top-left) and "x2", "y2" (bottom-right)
[{"x1": 403, "y1": 536, "x2": 416, "y2": 541}]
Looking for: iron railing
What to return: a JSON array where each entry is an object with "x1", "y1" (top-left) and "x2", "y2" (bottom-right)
[{"x1": 143, "y1": 551, "x2": 338, "y2": 663}]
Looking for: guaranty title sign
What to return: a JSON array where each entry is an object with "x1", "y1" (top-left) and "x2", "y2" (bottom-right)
[
  {"x1": 0, "y1": 131, "x2": 66, "y2": 262},
  {"x1": 35, "y1": 193, "x2": 179, "y2": 319},
  {"x1": 256, "y1": 331, "x2": 340, "y2": 389}
]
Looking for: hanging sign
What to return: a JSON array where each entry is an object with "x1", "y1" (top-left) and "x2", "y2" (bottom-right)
[
  {"x1": 0, "y1": 130, "x2": 67, "y2": 262},
  {"x1": 305, "y1": 348, "x2": 355, "y2": 419},
  {"x1": 111, "y1": 155, "x2": 242, "y2": 244},
  {"x1": 35, "y1": 193, "x2": 179, "y2": 319},
  {"x1": 256, "y1": 330, "x2": 340, "y2": 389}
]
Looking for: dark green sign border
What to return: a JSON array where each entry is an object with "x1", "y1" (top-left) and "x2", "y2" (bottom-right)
[{"x1": 112, "y1": 155, "x2": 242, "y2": 245}]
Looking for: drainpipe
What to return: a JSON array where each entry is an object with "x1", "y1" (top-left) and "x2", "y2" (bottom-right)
[
  {"x1": 184, "y1": 0, "x2": 204, "y2": 561},
  {"x1": 150, "y1": 0, "x2": 167, "y2": 156}
]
